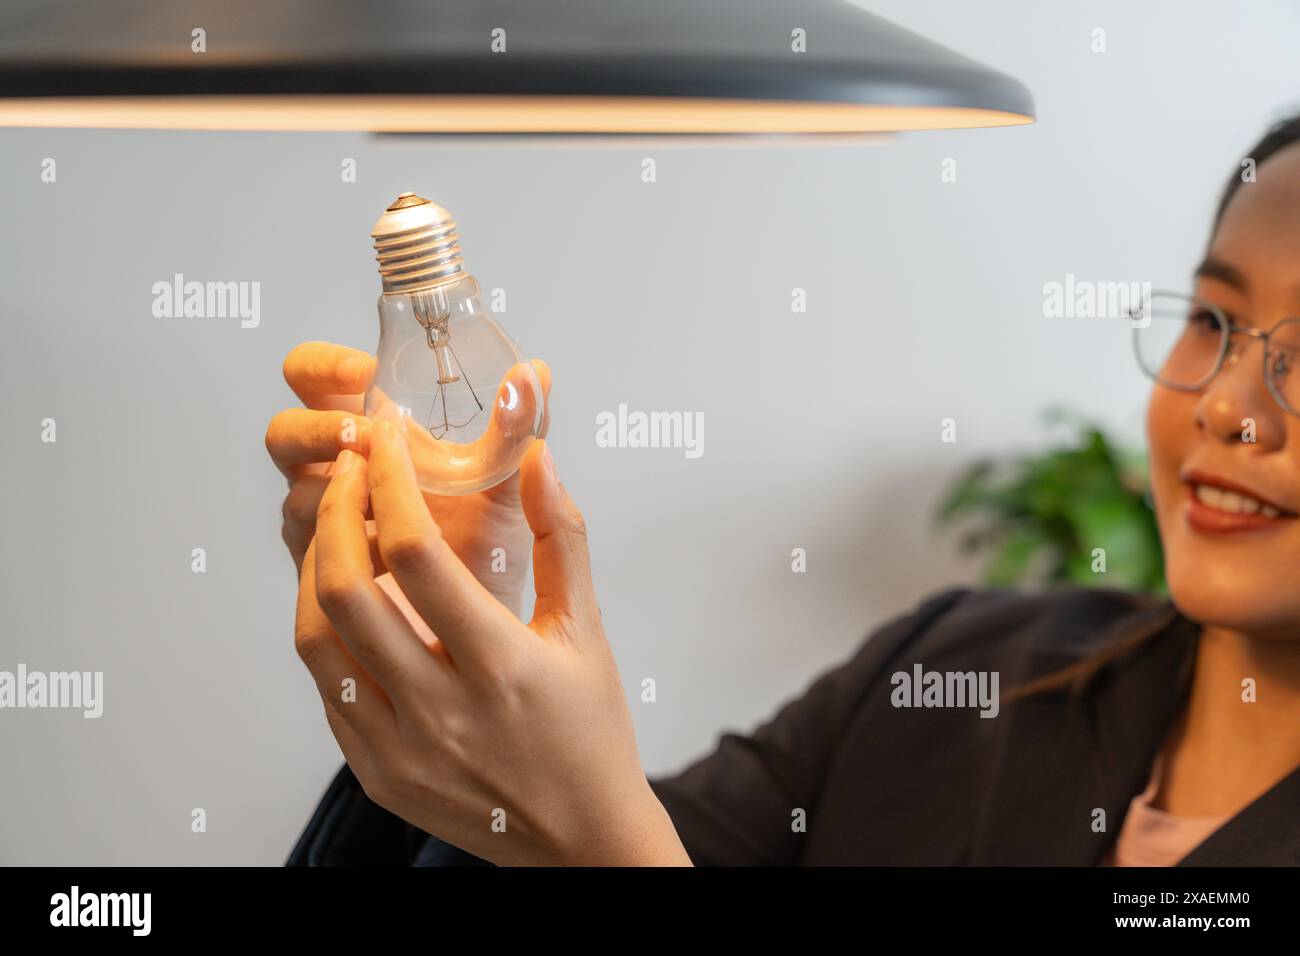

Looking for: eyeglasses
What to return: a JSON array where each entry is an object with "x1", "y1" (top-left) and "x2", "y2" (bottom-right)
[{"x1": 1131, "y1": 290, "x2": 1300, "y2": 417}]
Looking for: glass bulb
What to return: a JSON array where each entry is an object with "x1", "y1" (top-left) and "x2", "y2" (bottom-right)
[{"x1": 364, "y1": 193, "x2": 545, "y2": 496}]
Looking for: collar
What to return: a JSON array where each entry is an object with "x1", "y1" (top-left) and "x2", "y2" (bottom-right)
[{"x1": 972, "y1": 602, "x2": 1300, "y2": 865}]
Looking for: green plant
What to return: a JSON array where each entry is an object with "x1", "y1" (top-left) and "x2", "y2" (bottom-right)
[{"x1": 936, "y1": 408, "x2": 1166, "y2": 594}]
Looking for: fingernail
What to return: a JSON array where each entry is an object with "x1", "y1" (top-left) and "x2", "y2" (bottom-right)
[
  {"x1": 354, "y1": 416, "x2": 373, "y2": 447},
  {"x1": 541, "y1": 441, "x2": 557, "y2": 481},
  {"x1": 372, "y1": 420, "x2": 393, "y2": 448},
  {"x1": 338, "y1": 355, "x2": 369, "y2": 388},
  {"x1": 336, "y1": 449, "x2": 356, "y2": 474}
]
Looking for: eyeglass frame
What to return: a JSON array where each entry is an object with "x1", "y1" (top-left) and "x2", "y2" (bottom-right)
[{"x1": 1130, "y1": 289, "x2": 1300, "y2": 417}]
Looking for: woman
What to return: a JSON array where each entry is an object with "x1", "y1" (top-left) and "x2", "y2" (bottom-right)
[{"x1": 267, "y1": 116, "x2": 1300, "y2": 866}]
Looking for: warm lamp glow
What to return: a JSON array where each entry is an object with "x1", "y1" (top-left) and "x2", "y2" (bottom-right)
[{"x1": 0, "y1": 95, "x2": 1035, "y2": 133}]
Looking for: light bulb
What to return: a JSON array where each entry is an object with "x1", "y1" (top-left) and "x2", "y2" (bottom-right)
[{"x1": 365, "y1": 193, "x2": 546, "y2": 496}]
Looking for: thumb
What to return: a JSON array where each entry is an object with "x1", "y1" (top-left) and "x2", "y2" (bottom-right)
[{"x1": 519, "y1": 440, "x2": 597, "y2": 632}]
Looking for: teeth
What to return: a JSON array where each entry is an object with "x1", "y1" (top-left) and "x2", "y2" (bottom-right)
[{"x1": 1195, "y1": 483, "x2": 1281, "y2": 517}]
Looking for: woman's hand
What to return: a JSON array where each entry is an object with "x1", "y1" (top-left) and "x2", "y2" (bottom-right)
[
  {"x1": 264, "y1": 341, "x2": 375, "y2": 575},
  {"x1": 264, "y1": 341, "x2": 549, "y2": 613},
  {"x1": 295, "y1": 422, "x2": 691, "y2": 866}
]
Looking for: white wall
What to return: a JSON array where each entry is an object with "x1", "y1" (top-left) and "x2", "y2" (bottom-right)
[{"x1": 1, "y1": 0, "x2": 1297, "y2": 863}]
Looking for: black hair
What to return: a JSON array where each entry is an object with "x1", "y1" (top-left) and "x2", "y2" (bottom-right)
[{"x1": 1213, "y1": 113, "x2": 1300, "y2": 228}]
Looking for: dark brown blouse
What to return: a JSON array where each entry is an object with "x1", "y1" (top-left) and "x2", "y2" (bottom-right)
[{"x1": 289, "y1": 587, "x2": 1300, "y2": 866}]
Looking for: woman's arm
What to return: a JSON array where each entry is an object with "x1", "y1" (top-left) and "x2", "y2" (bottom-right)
[
  {"x1": 293, "y1": 424, "x2": 690, "y2": 866},
  {"x1": 648, "y1": 589, "x2": 971, "y2": 865},
  {"x1": 288, "y1": 587, "x2": 969, "y2": 867}
]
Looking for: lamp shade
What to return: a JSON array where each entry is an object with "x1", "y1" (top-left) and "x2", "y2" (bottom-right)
[{"x1": 0, "y1": 0, "x2": 1035, "y2": 132}]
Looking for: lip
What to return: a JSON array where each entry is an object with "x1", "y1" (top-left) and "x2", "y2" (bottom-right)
[{"x1": 1180, "y1": 468, "x2": 1297, "y2": 534}]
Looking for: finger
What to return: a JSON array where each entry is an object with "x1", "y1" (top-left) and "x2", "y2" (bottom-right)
[
  {"x1": 532, "y1": 358, "x2": 552, "y2": 396},
  {"x1": 367, "y1": 420, "x2": 521, "y2": 669},
  {"x1": 282, "y1": 472, "x2": 331, "y2": 570},
  {"x1": 289, "y1": 498, "x2": 394, "y2": 589},
  {"x1": 284, "y1": 478, "x2": 396, "y2": 576},
  {"x1": 531, "y1": 358, "x2": 552, "y2": 440},
  {"x1": 477, "y1": 358, "x2": 552, "y2": 506},
  {"x1": 322, "y1": 701, "x2": 377, "y2": 785},
  {"x1": 296, "y1": 539, "x2": 395, "y2": 740},
  {"x1": 283, "y1": 341, "x2": 376, "y2": 412},
  {"x1": 315, "y1": 449, "x2": 449, "y2": 700},
  {"x1": 467, "y1": 360, "x2": 546, "y2": 489},
  {"x1": 400, "y1": 359, "x2": 548, "y2": 493},
  {"x1": 266, "y1": 408, "x2": 372, "y2": 481},
  {"x1": 519, "y1": 440, "x2": 599, "y2": 633},
  {"x1": 485, "y1": 359, "x2": 547, "y2": 446}
]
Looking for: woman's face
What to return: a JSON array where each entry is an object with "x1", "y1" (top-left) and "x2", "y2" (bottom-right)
[{"x1": 1148, "y1": 143, "x2": 1300, "y2": 636}]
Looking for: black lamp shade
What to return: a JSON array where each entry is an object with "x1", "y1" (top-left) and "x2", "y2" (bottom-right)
[{"x1": 0, "y1": 0, "x2": 1035, "y2": 132}]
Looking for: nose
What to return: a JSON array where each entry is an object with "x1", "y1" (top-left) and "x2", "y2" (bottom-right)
[{"x1": 1194, "y1": 334, "x2": 1287, "y2": 450}]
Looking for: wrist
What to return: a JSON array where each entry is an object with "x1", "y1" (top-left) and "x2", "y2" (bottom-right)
[{"x1": 564, "y1": 782, "x2": 692, "y2": 867}]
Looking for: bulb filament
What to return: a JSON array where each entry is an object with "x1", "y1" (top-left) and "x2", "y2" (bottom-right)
[{"x1": 412, "y1": 289, "x2": 484, "y2": 439}]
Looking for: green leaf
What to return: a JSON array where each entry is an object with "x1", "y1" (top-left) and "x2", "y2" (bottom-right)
[
  {"x1": 934, "y1": 407, "x2": 1165, "y2": 595},
  {"x1": 1065, "y1": 494, "x2": 1161, "y2": 588},
  {"x1": 983, "y1": 528, "x2": 1053, "y2": 588}
]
